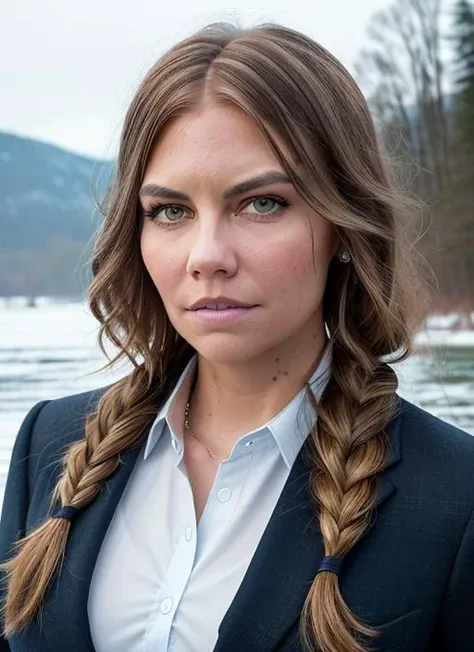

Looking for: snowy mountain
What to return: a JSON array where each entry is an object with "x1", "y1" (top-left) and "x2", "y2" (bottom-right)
[
  {"x1": 0, "y1": 132, "x2": 113, "y2": 295},
  {"x1": 0, "y1": 132, "x2": 111, "y2": 252}
]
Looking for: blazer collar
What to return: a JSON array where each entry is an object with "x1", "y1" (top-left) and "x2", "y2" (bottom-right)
[{"x1": 36, "y1": 353, "x2": 402, "y2": 652}]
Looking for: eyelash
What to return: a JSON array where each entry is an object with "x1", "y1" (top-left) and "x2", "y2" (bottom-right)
[{"x1": 140, "y1": 195, "x2": 292, "y2": 229}]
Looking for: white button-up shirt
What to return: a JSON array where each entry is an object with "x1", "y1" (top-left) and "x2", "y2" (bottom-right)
[{"x1": 88, "y1": 342, "x2": 332, "y2": 652}]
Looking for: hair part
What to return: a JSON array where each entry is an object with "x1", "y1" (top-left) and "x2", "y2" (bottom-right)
[{"x1": 1, "y1": 22, "x2": 427, "y2": 652}]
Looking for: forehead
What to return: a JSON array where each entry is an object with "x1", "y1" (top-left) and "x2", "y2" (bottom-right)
[{"x1": 142, "y1": 104, "x2": 287, "y2": 187}]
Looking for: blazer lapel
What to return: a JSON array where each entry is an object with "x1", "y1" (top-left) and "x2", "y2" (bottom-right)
[
  {"x1": 39, "y1": 349, "x2": 196, "y2": 652},
  {"x1": 214, "y1": 396, "x2": 403, "y2": 652},
  {"x1": 40, "y1": 442, "x2": 144, "y2": 652},
  {"x1": 214, "y1": 451, "x2": 323, "y2": 652}
]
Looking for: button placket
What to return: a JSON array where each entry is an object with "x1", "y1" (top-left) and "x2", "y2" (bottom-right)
[{"x1": 144, "y1": 481, "x2": 198, "y2": 651}]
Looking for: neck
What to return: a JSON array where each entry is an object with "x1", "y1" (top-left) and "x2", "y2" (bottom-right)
[{"x1": 187, "y1": 329, "x2": 330, "y2": 458}]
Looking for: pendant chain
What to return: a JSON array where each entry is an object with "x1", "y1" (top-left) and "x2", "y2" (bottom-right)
[{"x1": 183, "y1": 370, "x2": 225, "y2": 463}]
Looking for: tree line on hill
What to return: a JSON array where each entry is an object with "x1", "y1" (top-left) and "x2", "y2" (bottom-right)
[{"x1": 356, "y1": 0, "x2": 474, "y2": 320}]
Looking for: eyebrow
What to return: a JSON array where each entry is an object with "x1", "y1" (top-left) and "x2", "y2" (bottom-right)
[{"x1": 139, "y1": 171, "x2": 292, "y2": 202}]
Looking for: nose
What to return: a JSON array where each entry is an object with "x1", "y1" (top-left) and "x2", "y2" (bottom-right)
[{"x1": 186, "y1": 219, "x2": 238, "y2": 279}]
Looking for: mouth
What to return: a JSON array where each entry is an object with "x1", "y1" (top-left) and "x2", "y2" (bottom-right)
[
  {"x1": 186, "y1": 305, "x2": 257, "y2": 324},
  {"x1": 187, "y1": 298, "x2": 257, "y2": 311},
  {"x1": 188, "y1": 304, "x2": 256, "y2": 311}
]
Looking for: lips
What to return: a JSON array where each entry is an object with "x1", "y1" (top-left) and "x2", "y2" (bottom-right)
[
  {"x1": 188, "y1": 297, "x2": 256, "y2": 310},
  {"x1": 187, "y1": 305, "x2": 256, "y2": 325},
  {"x1": 196, "y1": 302, "x2": 244, "y2": 310}
]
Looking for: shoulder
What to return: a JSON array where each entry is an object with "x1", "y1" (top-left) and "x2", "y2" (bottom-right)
[
  {"x1": 17, "y1": 385, "x2": 112, "y2": 480},
  {"x1": 29, "y1": 385, "x2": 110, "y2": 439},
  {"x1": 395, "y1": 396, "x2": 474, "y2": 505},
  {"x1": 398, "y1": 396, "x2": 474, "y2": 460},
  {"x1": 0, "y1": 385, "x2": 113, "y2": 548}
]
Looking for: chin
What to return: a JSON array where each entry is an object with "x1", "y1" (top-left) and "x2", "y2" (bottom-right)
[{"x1": 180, "y1": 332, "x2": 275, "y2": 366}]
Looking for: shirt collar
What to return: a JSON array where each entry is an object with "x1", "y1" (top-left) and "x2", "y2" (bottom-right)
[
  {"x1": 143, "y1": 340, "x2": 332, "y2": 467},
  {"x1": 143, "y1": 353, "x2": 197, "y2": 460},
  {"x1": 266, "y1": 340, "x2": 332, "y2": 468}
]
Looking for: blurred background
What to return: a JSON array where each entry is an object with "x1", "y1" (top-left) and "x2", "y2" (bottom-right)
[{"x1": 1, "y1": 0, "x2": 473, "y2": 504}]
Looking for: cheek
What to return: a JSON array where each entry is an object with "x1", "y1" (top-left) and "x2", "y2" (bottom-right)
[
  {"x1": 140, "y1": 225, "x2": 180, "y2": 290},
  {"x1": 254, "y1": 227, "x2": 330, "y2": 292}
]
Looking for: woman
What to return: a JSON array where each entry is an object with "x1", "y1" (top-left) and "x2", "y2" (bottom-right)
[{"x1": 0, "y1": 22, "x2": 473, "y2": 652}]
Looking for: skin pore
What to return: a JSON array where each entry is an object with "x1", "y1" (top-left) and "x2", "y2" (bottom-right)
[{"x1": 140, "y1": 102, "x2": 338, "y2": 461}]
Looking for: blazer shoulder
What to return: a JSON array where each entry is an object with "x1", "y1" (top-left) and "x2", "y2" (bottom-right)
[
  {"x1": 0, "y1": 385, "x2": 113, "y2": 561},
  {"x1": 397, "y1": 396, "x2": 474, "y2": 503},
  {"x1": 398, "y1": 396, "x2": 474, "y2": 454},
  {"x1": 26, "y1": 384, "x2": 112, "y2": 477}
]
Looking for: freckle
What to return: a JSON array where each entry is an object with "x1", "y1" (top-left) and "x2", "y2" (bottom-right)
[
  {"x1": 284, "y1": 371, "x2": 288, "y2": 375},
  {"x1": 275, "y1": 357, "x2": 280, "y2": 362},
  {"x1": 272, "y1": 376, "x2": 277, "y2": 381}
]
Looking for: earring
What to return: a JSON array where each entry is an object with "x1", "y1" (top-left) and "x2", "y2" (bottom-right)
[{"x1": 339, "y1": 251, "x2": 351, "y2": 263}]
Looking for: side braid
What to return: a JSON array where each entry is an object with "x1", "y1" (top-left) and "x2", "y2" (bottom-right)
[
  {"x1": 0, "y1": 359, "x2": 176, "y2": 636},
  {"x1": 299, "y1": 338, "x2": 396, "y2": 652}
]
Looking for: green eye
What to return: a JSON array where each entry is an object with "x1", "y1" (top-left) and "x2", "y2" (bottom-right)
[
  {"x1": 252, "y1": 198, "x2": 278, "y2": 213},
  {"x1": 163, "y1": 206, "x2": 186, "y2": 221},
  {"x1": 243, "y1": 195, "x2": 291, "y2": 219},
  {"x1": 141, "y1": 203, "x2": 189, "y2": 226}
]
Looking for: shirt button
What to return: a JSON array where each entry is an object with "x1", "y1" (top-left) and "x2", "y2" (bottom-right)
[
  {"x1": 185, "y1": 525, "x2": 193, "y2": 541},
  {"x1": 245, "y1": 440, "x2": 253, "y2": 447},
  {"x1": 160, "y1": 597, "x2": 173, "y2": 614},
  {"x1": 217, "y1": 487, "x2": 232, "y2": 503}
]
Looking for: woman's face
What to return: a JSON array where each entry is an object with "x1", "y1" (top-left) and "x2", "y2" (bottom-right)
[{"x1": 140, "y1": 103, "x2": 337, "y2": 364}]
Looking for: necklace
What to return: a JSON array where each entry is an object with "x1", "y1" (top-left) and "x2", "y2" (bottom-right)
[
  {"x1": 183, "y1": 370, "x2": 225, "y2": 463},
  {"x1": 184, "y1": 400, "x2": 224, "y2": 463}
]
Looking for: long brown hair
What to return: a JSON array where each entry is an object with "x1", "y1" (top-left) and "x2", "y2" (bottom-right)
[{"x1": 1, "y1": 22, "x2": 427, "y2": 652}]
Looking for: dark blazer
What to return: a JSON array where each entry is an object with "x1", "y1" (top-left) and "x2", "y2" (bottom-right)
[{"x1": 0, "y1": 356, "x2": 474, "y2": 652}]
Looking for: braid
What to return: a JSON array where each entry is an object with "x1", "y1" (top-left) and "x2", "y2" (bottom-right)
[
  {"x1": 299, "y1": 338, "x2": 397, "y2": 652},
  {"x1": 0, "y1": 362, "x2": 170, "y2": 636}
]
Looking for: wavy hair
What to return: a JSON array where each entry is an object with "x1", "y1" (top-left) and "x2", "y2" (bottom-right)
[{"x1": 1, "y1": 22, "x2": 427, "y2": 652}]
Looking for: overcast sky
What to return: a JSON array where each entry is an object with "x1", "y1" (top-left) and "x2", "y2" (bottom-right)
[{"x1": 1, "y1": 0, "x2": 408, "y2": 159}]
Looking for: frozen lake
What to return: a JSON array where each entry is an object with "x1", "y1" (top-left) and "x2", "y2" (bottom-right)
[{"x1": 0, "y1": 301, "x2": 473, "y2": 505}]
